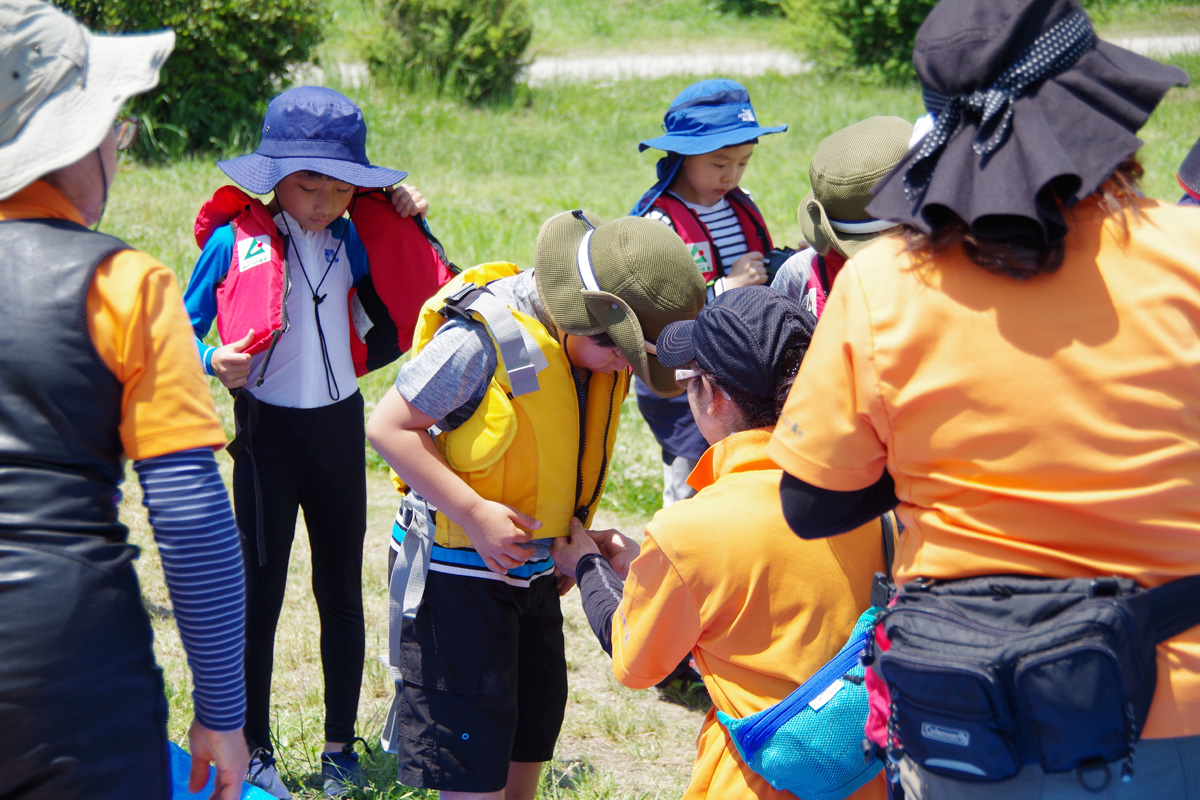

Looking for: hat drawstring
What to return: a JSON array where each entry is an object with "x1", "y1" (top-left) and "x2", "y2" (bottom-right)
[
  {"x1": 575, "y1": 231, "x2": 601, "y2": 293},
  {"x1": 904, "y1": 10, "x2": 1096, "y2": 202},
  {"x1": 569, "y1": 210, "x2": 663, "y2": 357}
]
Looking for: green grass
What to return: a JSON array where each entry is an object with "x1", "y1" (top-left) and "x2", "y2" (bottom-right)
[
  {"x1": 320, "y1": 0, "x2": 1200, "y2": 69},
  {"x1": 320, "y1": 0, "x2": 794, "y2": 63},
  {"x1": 523, "y1": 0, "x2": 791, "y2": 55},
  {"x1": 1090, "y1": 0, "x2": 1200, "y2": 36},
  {"x1": 110, "y1": 62, "x2": 1200, "y2": 514}
]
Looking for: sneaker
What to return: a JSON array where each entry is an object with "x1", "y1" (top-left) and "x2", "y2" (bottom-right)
[
  {"x1": 321, "y1": 740, "x2": 368, "y2": 798},
  {"x1": 246, "y1": 748, "x2": 291, "y2": 800}
]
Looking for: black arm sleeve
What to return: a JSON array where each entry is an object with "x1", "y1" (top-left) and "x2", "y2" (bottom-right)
[
  {"x1": 575, "y1": 553, "x2": 625, "y2": 657},
  {"x1": 780, "y1": 470, "x2": 898, "y2": 539}
]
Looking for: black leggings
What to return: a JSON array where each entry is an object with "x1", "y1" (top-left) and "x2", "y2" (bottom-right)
[{"x1": 233, "y1": 392, "x2": 367, "y2": 749}]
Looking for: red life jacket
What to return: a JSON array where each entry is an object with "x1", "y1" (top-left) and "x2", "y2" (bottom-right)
[
  {"x1": 193, "y1": 186, "x2": 456, "y2": 380},
  {"x1": 804, "y1": 248, "x2": 848, "y2": 318},
  {"x1": 648, "y1": 189, "x2": 772, "y2": 284}
]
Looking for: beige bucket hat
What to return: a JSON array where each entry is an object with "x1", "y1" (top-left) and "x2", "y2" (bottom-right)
[{"x1": 0, "y1": 0, "x2": 174, "y2": 200}]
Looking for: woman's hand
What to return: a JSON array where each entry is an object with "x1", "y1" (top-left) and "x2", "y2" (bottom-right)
[
  {"x1": 552, "y1": 518, "x2": 641, "y2": 581},
  {"x1": 581, "y1": 520, "x2": 640, "y2": 579},
  {"x1": 551, "y1": 521, "x2": 602, "y2": 582}
]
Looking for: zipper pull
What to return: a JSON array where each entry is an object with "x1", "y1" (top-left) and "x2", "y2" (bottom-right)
[{"x1": 1121, "y1": 703, "x2": 1138, "y2": 783}]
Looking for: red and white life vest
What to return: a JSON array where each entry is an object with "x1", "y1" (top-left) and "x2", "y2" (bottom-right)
[
  {"x1": 193, "y1": 186, "x2": 456, "y2": 379},
  {"x1": 648, "y1": 189, "x2": 772, "y2": 284}
]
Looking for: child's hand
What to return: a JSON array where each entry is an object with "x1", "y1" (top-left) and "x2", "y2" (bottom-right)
[
  {"x1": 210, "y1": 329, "x2": 255, "y2": 389},
  {"x1": 463, "y1": 499, "x2": 540, "y2": 575},
  {"x1": 725, "y1": 251, "x2": 768, "y2": 289},
  {"x1": 388, "y1": 183, "x2": 430, "y2": 218}
]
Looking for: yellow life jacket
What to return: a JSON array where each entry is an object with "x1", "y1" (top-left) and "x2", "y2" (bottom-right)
[{"x1": 398, "y1": 261, "x2": 627, "y2": 548}]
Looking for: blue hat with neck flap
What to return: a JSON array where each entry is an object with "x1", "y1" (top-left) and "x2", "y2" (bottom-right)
[{"x1": 631, "y1": 79, "x2": 786, "y2": 217}]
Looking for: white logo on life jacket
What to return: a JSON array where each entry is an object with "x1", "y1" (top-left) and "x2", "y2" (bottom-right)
[
  {"x1": 237, "y1": 235, "x2": 272, "y2": 271},
  {"x1": 738, "y1": 108, "x2": 756, "y2": 123},
  {"x1": 921, "y1": 723, "x2": 970, "y2": 747},
  {"x1": 689, "y1": 242, "x2": 715, "y2": 281}
]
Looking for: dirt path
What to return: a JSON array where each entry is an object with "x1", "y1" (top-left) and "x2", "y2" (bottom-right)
[{"x1": 521, "y1": 51, "x2": 808, "y2": 87}]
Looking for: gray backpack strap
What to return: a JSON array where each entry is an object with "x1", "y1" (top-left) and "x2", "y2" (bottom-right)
[
  {"x1": 445, "y1": 286, "x2": 546, "y2": 397},
  {"x1": 381, "y1": 493, "x2": 435, "y2": 754}
]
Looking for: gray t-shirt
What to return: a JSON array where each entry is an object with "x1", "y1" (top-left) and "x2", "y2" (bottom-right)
[
  {"x1": 394, "y1": 268, "x2": 554, "y2": 431},
  {"x1": 771, "y1": 246, "x2": 817, "y2": 305}
]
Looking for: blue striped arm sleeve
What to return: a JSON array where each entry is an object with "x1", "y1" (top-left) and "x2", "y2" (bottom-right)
[{"x1": 134, "y1": 448, "x2": 246, "y2": 732}]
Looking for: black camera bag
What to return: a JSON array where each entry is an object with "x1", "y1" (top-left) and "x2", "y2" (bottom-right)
[{"x1": 870, "y1": 572, "x2": 1200, "y2": 783}]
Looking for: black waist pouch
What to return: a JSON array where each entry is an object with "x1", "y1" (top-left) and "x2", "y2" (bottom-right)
[{"x1": 871, "y1": 572, "x2": 1200, "y2": 783}]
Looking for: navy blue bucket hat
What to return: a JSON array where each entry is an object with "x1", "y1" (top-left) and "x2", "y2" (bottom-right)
[
  {"x1": 218, "y1": 86, "x2": 407, "y2": 195},
  {"x1": 631, "y1": 79, "x2": 786, "y2": 216}
]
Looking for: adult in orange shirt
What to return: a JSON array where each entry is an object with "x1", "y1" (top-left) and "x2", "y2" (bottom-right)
[
  {"x1": 768, "y1": 0, "x2": 1199, "y2": 798},
  {"x1": 554, "y1": 287, "x2": 887, "y2": 800},
  {"x1": 0, "y1": 2, "x2": 247, "y2": 798}
]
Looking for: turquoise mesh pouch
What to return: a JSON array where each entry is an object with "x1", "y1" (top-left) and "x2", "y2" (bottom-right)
[{"x1": 717, "y1": 607, "x2": 883, "y2": 800}]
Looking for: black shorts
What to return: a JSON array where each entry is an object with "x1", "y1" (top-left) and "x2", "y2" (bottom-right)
[{"x1": 392, "y1": 569, "x2": 568, "y2": 793}]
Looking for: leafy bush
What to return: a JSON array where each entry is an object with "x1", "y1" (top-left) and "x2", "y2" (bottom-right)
[
  {"x1": 53, "y1": 0, "x2": 326, "y2": 159},
  {"x1": 785, "y1": 0, "x2": 936, "y2": 84},
  {"x1": 368, "y1": 0, "x2": 533, "y2": 104},
  {"x1": 716, "y1": 0, "x2": 783, "y2": 15}
]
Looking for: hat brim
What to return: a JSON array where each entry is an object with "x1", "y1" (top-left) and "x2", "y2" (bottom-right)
[
  {"x1": 581, "y1": 289, "x2": 678, "y2": 398},
  {"x1": 868, "y1": 40, "x2": 1187, "y2": 241},
  {"x1": 638, "y1": 124, "x2": 787, "y2": 154},
  {"x1": 800, "y1": 192, "x2": 894, "y2": 259},
  {"x1": 655, "y1": 319, "x2": 698, "y2": 368},
  {"x1": 217, "y1": 153, "x2": 408, "y2": 195},
  {"x1": 0, "y1": 27, "x2": 174, "y2": 200}
]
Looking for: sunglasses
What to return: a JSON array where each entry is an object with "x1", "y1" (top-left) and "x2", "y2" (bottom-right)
[
  {"x1": 113, "y1": 116, "x2": 141, "y2": 151},
  {"x1": 674, "y1": 367, "x2": 701, "y2": 389}
]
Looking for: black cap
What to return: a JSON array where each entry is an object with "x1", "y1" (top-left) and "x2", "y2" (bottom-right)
[
  {"x1": 657, "y1": 286, "x2": 816, "y2": 399},
  {"x1": 868, "y1": 0, "x2": 1187, "y2": 245}
]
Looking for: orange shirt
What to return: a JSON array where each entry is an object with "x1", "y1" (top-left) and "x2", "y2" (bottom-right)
[
  {"x1": 768, "y1": 197, "x2": 1200, "y2": 739},
  {"x1": 0, "y1": 182, "x2": 225, "y2": 460},
  {"x1": 614, "y1": 429, "x2": 887, "y2": 800}
]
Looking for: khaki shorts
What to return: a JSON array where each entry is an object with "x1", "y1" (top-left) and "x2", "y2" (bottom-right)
[{"x1": 898, "y1": 735, "x2": 1200, "y2": 800}]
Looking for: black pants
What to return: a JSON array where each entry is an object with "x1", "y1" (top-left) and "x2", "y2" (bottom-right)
[
  {"x1": 233, "y1": 392, "x2": 367, "y2": 749},
  {"x1": 0, "y1": 532, "x2": 170, "y2": 799}
]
